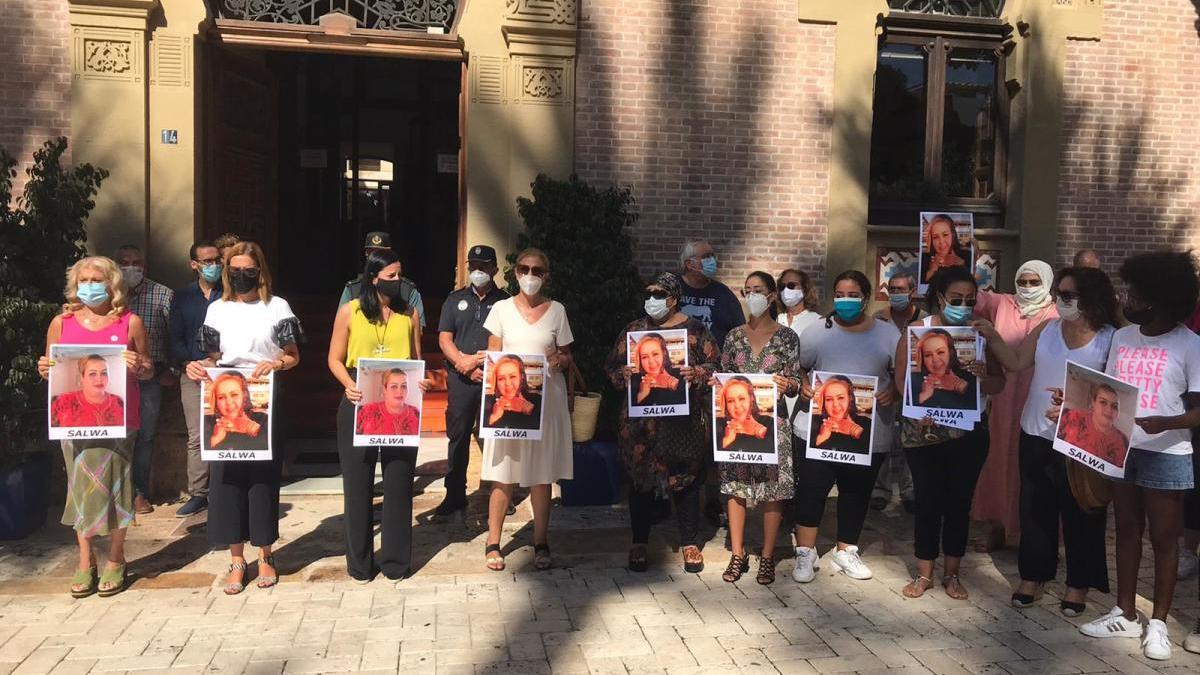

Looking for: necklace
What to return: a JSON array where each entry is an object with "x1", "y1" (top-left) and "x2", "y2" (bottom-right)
[{"x1": 373, "y1": 308, "x2": 391, "y2": 356}]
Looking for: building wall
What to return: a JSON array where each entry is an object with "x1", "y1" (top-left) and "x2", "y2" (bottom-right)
[
  {"x1": 0, "y1": 0, "x2": 71, "y2": 192},
  {"x1": 575, "y1": 0, "x2": 835, "y2": 289},
  {"x1": 1057, "y1": 0, "x2": 1200, "y2": 270}
]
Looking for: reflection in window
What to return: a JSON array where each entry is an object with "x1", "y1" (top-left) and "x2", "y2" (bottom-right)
[
  {"x1": 942, "y1": 49, "x2": 998, "y2": 199},
  {"x1": 870, "y1": 44, "x2": 928, "y2": 202}
]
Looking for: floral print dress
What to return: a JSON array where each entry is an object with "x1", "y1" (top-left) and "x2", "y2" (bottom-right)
[
  {"x1": 718, "y1": 324, "x2": 802, "y2": 505},
  {"x1": 605, "y1": 317, "x2": 719, "y2": 498}
]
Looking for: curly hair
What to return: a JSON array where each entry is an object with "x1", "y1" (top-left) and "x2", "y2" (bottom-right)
[
  {"x1": 1118, "y1": 250, "x2": 1200, "y2": 324},
  {"x1": 63, "y1": 256, "x2": 128, "y2": 317},
  {"x1": 1054, "y1": 267, "x2": 1119, "y2": 330}
]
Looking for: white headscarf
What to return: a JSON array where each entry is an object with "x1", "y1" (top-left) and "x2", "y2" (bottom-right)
[{"x1": 1015, "y1": 260, "x2": 1054, "y2": 317}]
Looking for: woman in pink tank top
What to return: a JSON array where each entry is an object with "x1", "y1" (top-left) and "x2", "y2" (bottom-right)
[{"x1": 37, "y1": 256, "x2": 151, "y2": 598}]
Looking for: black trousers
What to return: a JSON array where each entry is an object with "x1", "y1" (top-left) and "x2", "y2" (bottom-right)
[
  {"x1": 1017, "y1": 432, "x2": 1110, "y2": 591},
  {"x1": 444, "y1": 372, "x2": 483, "y2": 500},
  {"x1": 338, "y1": 396, "x2": 418, "y2": 581},
  {"x1": 208, "y1": 456, "x2": 282, "y2": 548},
  {"x1": 629, "y1": 476, "x2": 703, "y2": 546},
  {"x1": 791, "y1": 452, "x2": 885, "y2": 545},
  {"x1": 905, "y1": 428, "x2": 988, "y2": 561}
]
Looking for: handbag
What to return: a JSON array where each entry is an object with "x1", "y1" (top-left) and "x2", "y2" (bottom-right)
[
  {"x1": 567, "y1": 359, "x2": 601, "y2": 443},
  {"x1": 1066, "y1": 459, "x2": 1113, "y2": 513}
]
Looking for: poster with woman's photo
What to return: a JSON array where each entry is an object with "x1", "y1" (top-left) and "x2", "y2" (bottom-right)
[
  {"x1": 903, "y1": 326, "x2": 982, "y2": 428},
  {"x1": 1053, "y1": 361, "x2": 1137, "y2": 478},
  {"x1": 917, "y1": 212, "x2": 975, "y2": 295},
  {"x1": 201, "y1": 368, "x2": 273, "y2": 460},
  {"x1": 480, "y1": 352, "x2": 546, "y2": 440},
  {"x1": 627, "y1": 329, "x2": 689, "y2": 417},
  {"x1": 47, "y1": 345, "x2": 128, "y2": 440},
  {"x1": 712, "y1": 373, "x2": 778, "y2": 465},
  {"x1": 354, "y1": 358, "x2": 425, "y2": 447},
  {"x1": 805, "y1": 371, "x2": 878, "y2": 466}
]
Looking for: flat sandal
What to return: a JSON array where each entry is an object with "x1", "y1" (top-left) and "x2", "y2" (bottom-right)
[{"x1": 485, "y1": 543, "x2": 505, "y2": 571}]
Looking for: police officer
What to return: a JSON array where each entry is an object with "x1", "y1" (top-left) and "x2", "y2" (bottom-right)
[
  {"x1": 339, "y1": 231, "x2": 427, "y2": 329},
  {"x1": 435, "y1": 245, "x2": 509, "y2": 517}
]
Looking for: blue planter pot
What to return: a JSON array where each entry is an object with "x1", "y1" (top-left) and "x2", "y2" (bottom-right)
[
  {"x1": 0, "y1": 453, "x2": 51, "y2": 540},
  {"x1": 559, "y1": 441, "x2": 621, "y2": 507}
]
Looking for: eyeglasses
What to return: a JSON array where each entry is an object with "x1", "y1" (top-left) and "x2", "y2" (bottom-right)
[
  {"x1": 945, "y1": 297, "x2": 977, "y2": 307},
  {"x1": 516, "y1": 264, "x2": 547, "y2": 277},
  {"x1": 1053, "y1": 291, "x2": 1080, "y2": 302},
  {"x1": 1016, "y1": 279, "x2": 1042, "y2": 288},
  {"x1": 197, "y1": 258, "x2": 222, "y2": 266},
  {"x1": 642, "y1": 289, "x2": 669, "y2": 300}
]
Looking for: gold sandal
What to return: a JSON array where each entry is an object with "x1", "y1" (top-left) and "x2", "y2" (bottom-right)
[
  {"x1": 224, "y1": 559, "x2": 247, "y2": 595},
  {"x1": 902, "y1": 575, "x2": 933, "y2": 598},
  {"x1": 256, "y1": 555, "x2": 278, "y2": 589}
]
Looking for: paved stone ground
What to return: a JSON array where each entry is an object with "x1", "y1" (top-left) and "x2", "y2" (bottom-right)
[{"x1": 2, "y1": 441, "x2": 1199, "y2": 674}]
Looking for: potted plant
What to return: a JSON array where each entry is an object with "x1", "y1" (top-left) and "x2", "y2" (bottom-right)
[{"x1": 0, "y1": 138, "x2": 107, "y2": 539}]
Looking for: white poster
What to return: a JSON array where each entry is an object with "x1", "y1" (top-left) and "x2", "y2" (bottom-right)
[
  {"x1": 903, "y1": 326, "x2": 983, "y2": 429},
  {"x1": 805, "y1": 371, "x2": 878, "y2": 466},
  {"x1": 354, "y1": 359, "x2": 425, "y2": 447},
  {"x1": 627, "y1": 329, "x2": 690, "y2": 418},
  {"x1": 200, "y1": 368, "x2": 274, "y2": 461},
  {"x1": 917, "y1": 211, "x2": 976, "y2": 296},
  {"x1": 1053, "y1": 361, "x2": 1138, "y2": 479},
  {"x1": 480, "y1": 352, "x2": 547, "y2": 440},
  {"x1": 712, "y1": 373, "x2": 778, "y2": 465},
  {"x1": 48, "y1": 344, "x2": 128, "y2": 440}
]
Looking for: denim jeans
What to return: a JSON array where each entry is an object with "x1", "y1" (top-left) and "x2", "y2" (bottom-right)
[{"x1": 133, "y1": 378, "x2": 164, "y2": 498}]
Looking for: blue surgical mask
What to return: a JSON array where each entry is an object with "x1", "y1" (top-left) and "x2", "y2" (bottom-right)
[
  {"x1": 77, "y1": 282, "x2": 110, "y2": 308},
  {"x1": 700, "y1": 256, "x2": 718, "y2": 278},
  {"x1": 942, "y1": 304, "x2": 972, "y2": 325},
  {"x1": 888, "y1": 293, "x2": 910, "y2": 311},
  {"x1": 200, "y1": 264, "x2": 222, "y2": 283},
  {"x1": 833, "y1": 297, "x2": 863, "y2": 321}
]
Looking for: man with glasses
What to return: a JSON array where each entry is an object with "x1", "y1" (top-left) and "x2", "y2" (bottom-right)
[
  {"x1": 339, "y1": 231, "x2": 426, "y2": 329},
  {"x1": 678, "y1": 239, "x2": 744, "y2": 348},
  {"x1": 168, "y1": 240, "x2": 224, "y2": 517},
  {"x1": 436, "y1": 245, "x2": 509, "y2": 517},
  {"x1": 871, "y1": 271, "x2": 925, "y2": 512}
]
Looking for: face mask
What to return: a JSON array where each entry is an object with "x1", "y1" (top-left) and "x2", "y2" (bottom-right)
[
  {"x1": 1123, "y1": 306, "x2": 1154, "y2": 326},
  {"x1": 76, "y1": 282, "x2": 110, "y2": 308},
  {"x1": 699, "y1": 256, "x2": 718, "y2": 278},
  {"x1": 942, "y1": 304, "x2": 972, "y2": 325},
  {"x1": 780, "y1": 287, "x2": 805, "y2": 308},
  {"x1": 1016, "y1": 285, "x2": 1047, "y2": 306},
  {"x1": 833, "y1": 298, "x2": 863, "y2": 322},
  {"x1": 518, "y1": 274, "x2": 543, "y2": 296},
  {"x1": 644, "y1": 297, "x2": 670, "y2": 321},
  {"x1": 745, "y1": 292, "x2": 770, "y2": 317},
  {"x1": 469, "y1": 270, "x2": 492, "y2": 288},
  {"x1": 120, "y1": 266, "x2": 144, "y2": 289},
  {"x1": 888, "y1": 293, "x2": 910, "y2": 311},
  {"x1": 229, "y1": 269, "x2": 259, "y2": 295},
  {"x1": 1055, "y1": 298, "x2": 1081, "y2": 322},
  {"x1": 376, "y1": 279, "x2": 403, "y2": 300},
  {"x1": 200, "y1": 264, "x2": 222, "y2": 283}
]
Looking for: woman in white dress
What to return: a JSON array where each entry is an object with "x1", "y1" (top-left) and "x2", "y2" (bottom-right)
[{"x1": 482, "y1": 248, "x2": 575, "y2": 571}]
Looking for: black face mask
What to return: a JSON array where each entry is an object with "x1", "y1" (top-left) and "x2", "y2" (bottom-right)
[
  {"x1": 229, "y1": 269, "x2": 259, "y2": 295},
  {"x1": 376, "y1": 279, "x2": 403, "y2": 300},
  {"x1": 1123, "y1": 306, "x2": 1155, "y2": 326}
]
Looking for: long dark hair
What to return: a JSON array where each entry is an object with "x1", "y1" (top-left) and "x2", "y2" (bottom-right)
[
  {"x1": 925, "y1": 266, "x2": 977, "y2": 314},
  {"x1": 745, "y1": 270, "x2": 779, "y2": 320},
  {"x1": 1054, "y1": 267, "x2": 1118, "y2": 330},
  {"x1": 824, "y1": 269, "x2": 872, "y2": 328},
  {"x1": 358, "y1": 249, "x2": 408, "y2": 323},
  {"x1": 924, "y1": 214, "x2": 972, "y2": 261}
]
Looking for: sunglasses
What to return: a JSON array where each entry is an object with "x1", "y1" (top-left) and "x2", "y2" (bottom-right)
[
  {"x1": 516, "y1": 264, "x2": 547, "y2": 277},
  {"x1": 643, "y1": 289, "x2": 670, "y2": 300},
  {"x1": 1016, "y1": 279, "x2": 1043, "y2": 288},
  {"x1": 781, "y1": 281, "x2": 802, "y2": 290},
  {"x1": 230, "y1": 267, "x2": 260, "y2": 278},
  {"x1": 944, "y1": 297, "x2": 977, "y2": 307},
  {"x1": 1053, "y1": 291, "x2": 1080, "y2": 302}
]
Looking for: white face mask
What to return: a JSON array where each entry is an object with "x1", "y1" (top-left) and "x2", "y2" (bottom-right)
[
  {"x1": 745, "y1": 292, "x2": 770, "y2": 318},
  {"x1": 517, "y1": 274, "x2": 543, "y2": 296},
  {"x1": 644, "y1": 297, "x2": 670, "y2": 321},
  {"x1": 121, "y1": 265, "x2": 144, "y2": 289},
  {"x1": 1056, "y1": 298, "x2": 1081, "y2": 322},
  {"x1": 780, "y1": 287, "x2": 805, "y2": 308},
  {"x1": 469, "y1": 270, "x2": 492, "y2": 288},
  {"x1": 1016, "y1": 284, "x2": 1048, "y2": 306}
]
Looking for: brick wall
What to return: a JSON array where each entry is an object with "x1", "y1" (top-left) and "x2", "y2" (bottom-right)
[
  {"x1": 575, "y1": 1, "x2": 835, "y2": 290},
  {"x1": 1057, "y1": 0, "x2": 1200, "y2": 270},
  {"x1": 0, "y1": 0, "x2": 71, "y2": 195}
]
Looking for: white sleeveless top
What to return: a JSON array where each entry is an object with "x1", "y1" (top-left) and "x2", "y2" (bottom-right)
[{"x1": 1020, "y1": 320, "x2": 1115, "y2": 440}]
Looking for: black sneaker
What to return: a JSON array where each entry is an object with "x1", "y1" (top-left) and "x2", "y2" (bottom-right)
[
  {"x1": 434, "y1": 495, "x2": 466, "y2": 518},
  {"x1": 176, "y1": 496, "x2": 208, "y2": 517}
]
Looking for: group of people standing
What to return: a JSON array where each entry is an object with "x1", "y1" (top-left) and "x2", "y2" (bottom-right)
[{"x1": 34, "y1": 232, "x2": 1200, "y2": 661}]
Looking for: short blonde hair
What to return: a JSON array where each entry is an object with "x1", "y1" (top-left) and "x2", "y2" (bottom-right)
[
  {"x1": 221, "y1": 241, "x2": 274, "y2": 302},
  {"x1": 63, "y1": 256, "x2": 127, "y2": 316},
  {"x1": 515, "y1": 247, "x2": 550, "y2": 271}
]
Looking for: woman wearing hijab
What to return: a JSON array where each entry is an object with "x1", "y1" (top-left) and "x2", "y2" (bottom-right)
[{"x1": 970, "y1": 260, "x2": 1058, "y2": 551}]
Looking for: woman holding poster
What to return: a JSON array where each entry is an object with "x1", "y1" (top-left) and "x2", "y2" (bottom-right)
[
  {"x1": 327, "y1": 247, "x2": 423, "y2": 583},
  {"x1": 37, "y1": 256, "x2": 151, "y2": 597},
  {"x1": 715, "y1": 271, "x2": 802, "y2": 585},
  {"x1": 480, "y1": 248, "x2": 575, "y2": 573},
  {"x1": 606, "y1": 272, "x2": 719, "y2": 573},
  {"x1": 1077, "y1": 251, "x2": 1200, "y2": 662},
  {"x1": 185, "y1": 242, "x2": 300, "y2": 595},
  {"x1": 896, "y1": 266, "x2": 1004, "y2": 601},
  {"x1": 792, "y1": 270, "x2": 899, "y2": 584},
  {"x1": 973, "y1": 266, "x2": 1116, "y2": 617}
]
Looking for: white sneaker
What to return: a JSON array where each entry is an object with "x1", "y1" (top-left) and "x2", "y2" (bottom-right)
[
  {"x1": 1080, "y1": 606, "x2": 1142, "y2": 639},
  {"x1": 791, "y1": 546, "x2": 820, "y2": 583},
  {"x1": 1179, "y1": 549, "x2": 1199, "y2": 579},
  {"x1": 1183, "y1": 618, "x2": 1200, "y2": 654},
  {"x1": 1143, "y1": 619, "x2": 1172, "y2": 660},
  {"x1": 829, "y1": 545, "x2": 872, "y2": 580}
]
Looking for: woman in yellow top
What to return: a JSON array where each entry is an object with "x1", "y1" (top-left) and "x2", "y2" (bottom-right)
[{"x1": 328, "y1": 248, "x2": 426, "y2": 584}]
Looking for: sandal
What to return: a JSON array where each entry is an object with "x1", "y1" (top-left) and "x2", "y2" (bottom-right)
[
  {"x1": 756, "y1": 556, "x2": 776, "y2": 585},
  {"x1": 485, "y1": 543, "x2": 506, "y2": 572},
  {"x1": 943, "y1": 574, "x2": 969, "y2": 600},
  {"x1": 70, "y1": 566, "x2": 97, "y2": 599},
  {"x1": 682, "y1": 545, "x2": 704, "y2": 574},
  {"x1": 97, "y1": 562, "x2": 127, "y2": 598},
  {"x1": 628, "y1": 545, "x2": 649, "y2": 573},
  {"x1": 224, "y1": 559, "x2": 247, "y2": 595},
  {"x1": 533, "y1": 543, "x2": 552, "y2": 571},
  {"x1": 722, "y1": 553, "x2": 749, "y2": 583},
  {"x1": 902, "y1": 575, "x2": 933, "y2": 598},
  {"x1": 256, "y1": 555, "x2": 278, "y2": 589}
]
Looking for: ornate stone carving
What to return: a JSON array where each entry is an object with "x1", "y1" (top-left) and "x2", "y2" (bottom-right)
[
  {"x1": 505, "y1": 0, "x2": 576, "y2": 25},
  {"x1": 522, "y1": 65, "x2": 563, "y2": 99},
  {"x1": 888, "y1": 0, "x2": 1004, "y2": 17},
  {"x1": 84, "y1": 39, "x2": 132, "y2": 74},
  {"x1": 218, "y1": 0, "x2": 459, "y2": 32}
]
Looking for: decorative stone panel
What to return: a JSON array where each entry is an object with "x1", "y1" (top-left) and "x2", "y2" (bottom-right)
[{"x1": 73, "y1": 27, "x2": 143, "y2": 82}]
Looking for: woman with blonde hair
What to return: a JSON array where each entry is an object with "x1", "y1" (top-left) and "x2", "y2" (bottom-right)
[
  {"x1": 37, "y1": 256, "x2": 151, "y2": 597},
  {"x1": 185, "y1": 241, "x2": 301, "y2": 594}
]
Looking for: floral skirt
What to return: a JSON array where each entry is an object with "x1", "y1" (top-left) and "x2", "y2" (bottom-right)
[
  {"x1": 60, "y1": 438, "x2": 135, "y2": 537},
  {"x1": 719, "y1": 417, "x2": 794, "y2": 506}
]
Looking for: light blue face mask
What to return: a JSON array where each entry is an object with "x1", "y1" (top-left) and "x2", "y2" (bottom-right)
[
  {"x1": 200, "y1": 264, "x2": 222, "y2": 283},
  {"x1": 888, "y1": 293, "x2": 910, "y2": 311},
  {"x1": 833, "y1": 297, "x2": 864, "y2": 321},
  {"x1": 942, "y1": 304, "x2": 972, "y2": 325},
  {"x1": 699, "y1": 256, "x2": 718, "y2": 278},
  {"x1": 76, "y1": 282, "x2": 110, "y2": 308}
]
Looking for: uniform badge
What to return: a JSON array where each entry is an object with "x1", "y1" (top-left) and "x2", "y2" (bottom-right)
[{"x1": 458, "y1": 300, "x2": 469, "y2": 311}]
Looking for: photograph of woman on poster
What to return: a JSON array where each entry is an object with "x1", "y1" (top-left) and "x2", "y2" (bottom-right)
[
  {"x1": 1056, "y1": 382, "x2": 1130, "y2": 468},
  {"x1": 630, "y1": 332, "x2": 686, "y2": 407},
  {"x1": 484, "y1": 354, "x2": 542, "y2": 430},
  {"x1": 920, "y1": 214, "x2": 973, "y2": 284},
  {"x1": 204, "y1": 370, "x2": 268, "y2": 451},
  {"x1": 716, "y1": 376, "x2": 773, "y2": 454},
  {"x1": 909, "y1": 328, "x2": 978, "y2": 411},
  {"x1": 356, "y1": 368, "x2": 421, "y2": 437},
  {"x1": 50, "y1": 354, "x2": 125, "y2": 428},
  {"x1": 809, "y1": 375, "x2": 873, "y2": 454}
]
